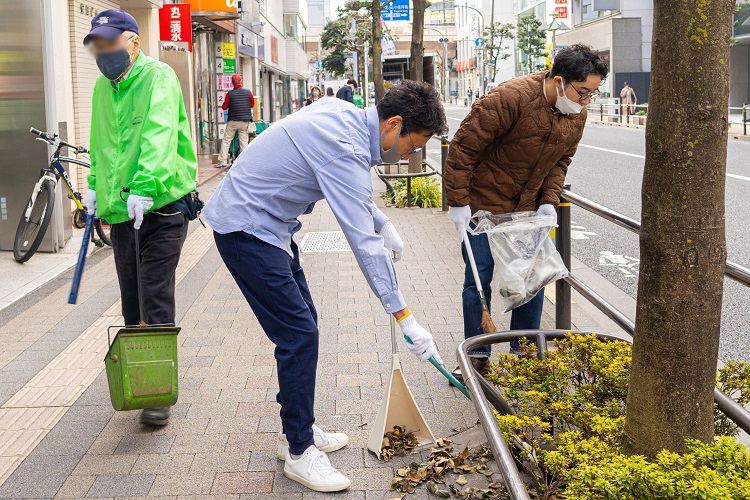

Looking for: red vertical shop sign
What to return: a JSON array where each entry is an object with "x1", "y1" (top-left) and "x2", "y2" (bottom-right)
[{"x1": 159, "y1": 4, "x2": 192, "y2": 51}]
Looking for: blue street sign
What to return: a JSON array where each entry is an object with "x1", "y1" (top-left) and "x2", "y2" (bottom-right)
[
  {"x1": 382, "y1": 0, "x2": 410, "y2": 22},
  {"x1": 475, "y1": 37, "x2": 484, "y2": 47}
]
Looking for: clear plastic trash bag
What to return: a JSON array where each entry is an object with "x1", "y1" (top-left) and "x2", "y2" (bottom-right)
[{"x1": 469, "y1": 210, "x2": 568, "y2": 313}]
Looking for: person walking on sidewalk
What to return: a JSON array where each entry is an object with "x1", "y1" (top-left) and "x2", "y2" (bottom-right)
[
  {"x1": 620, "y1": 81, "x2": 637, "y2": 117},
  {"x1": 215, "y1": 74, "x2": 255, "y2": 168},
  {"x1": 445, "y1": 44, "x2": 608, "y2": 381},
  {"x1": 335, "y1": 79, "x2": 357, "y2": 104},
  {"x1": 82, "y1": 10, "x2": 197, "y2": 426},
  {"x1": 204, "y1": 80, "x2": 448, "y2": 492},
  {"x1": 303, "y1": 86, "x2": 322, "y2": 106}
]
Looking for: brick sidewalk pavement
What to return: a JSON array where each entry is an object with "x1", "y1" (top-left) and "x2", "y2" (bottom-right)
[{"x1": 0, "y1": 171, "x2": 572, "y2": 499}]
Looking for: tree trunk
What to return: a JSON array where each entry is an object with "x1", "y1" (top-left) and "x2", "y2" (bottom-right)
[
  {"x1": 409, "y1": 0, "x2": 428, "y2": 81},
  {"x1": 371, "y1": 1, "x2": 386, "y2": 103},
  {"x1": 623, "y1": 0, "x2": 734, "y2": 459}
]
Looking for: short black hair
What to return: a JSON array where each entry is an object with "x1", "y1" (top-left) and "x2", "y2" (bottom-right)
[
  {"x1": 550, "y1": 43, "x2": 609, "y2": 82},
  {"x1": 377, "y1": 80, "x2": 448, "y2": 136},
  {"x1": 347, "y1": 79, "x2": 358, "y2": 87}
]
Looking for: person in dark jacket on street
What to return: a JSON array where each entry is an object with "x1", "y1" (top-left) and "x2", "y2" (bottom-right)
[
  {"x1": 335, "y1": 79, "x2": 357, "y2": 104},
  {"x1": 445, "y1": 44, "x2": 608, "y2": 380},
  {"x1": 216, "y1": 74, "x2": 255, "y2": 168}
]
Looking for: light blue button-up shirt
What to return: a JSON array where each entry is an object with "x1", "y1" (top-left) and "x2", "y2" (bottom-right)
[{"x1": 204, "y1": 99, "x2": 406, "y2": 313}]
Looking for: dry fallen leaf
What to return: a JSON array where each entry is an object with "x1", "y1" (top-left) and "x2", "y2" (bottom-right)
[{"x1": 456, "y1": 474, "x2": 468, "y2": 485}]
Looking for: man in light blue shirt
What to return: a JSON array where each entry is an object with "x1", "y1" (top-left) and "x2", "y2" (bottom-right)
[{"x1": 204, "y1": 81, "x2": 448, "y2": 491}]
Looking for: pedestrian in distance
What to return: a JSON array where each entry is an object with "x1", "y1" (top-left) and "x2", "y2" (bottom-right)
[
  {"x1": 83, "y1": 10, "x2": 200, "y2": 426},
  {"x1": 215, "y1": 74, "x2": 255, "y2": 168},
  {"x1": 335, "y1": 78, "x2": 357, "y2": 104},
  {"x1": 620, "y1": 81, "x2": 637, "y2": 116},
  {"x1": 445, "y1": 43, "x2": 608, "y2": 381},
  {"x1": 303, "y1": 86, "x2": 322, "y2": 106},
  {"x1": 204, "y1": 80, "x2": 448, "y2": 492},
  {"x1": 325, "y1": 87, "x2": 334, "y2": 97}
]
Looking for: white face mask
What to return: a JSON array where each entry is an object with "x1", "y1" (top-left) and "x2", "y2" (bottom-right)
[
  {"x1": 379, "y1": 123, "x2": 402, "y2": 164},
  {"x1": 555, "y1": 80, "x2": 584, "y2": 115}
]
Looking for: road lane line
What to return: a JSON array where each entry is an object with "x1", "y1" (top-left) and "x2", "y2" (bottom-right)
[
  {"x1": 578, "y1": 144, "x2": 645, "y2": 158},
  {"x1": 578, "y1": 144, "x2": 750, "y2": 182}
]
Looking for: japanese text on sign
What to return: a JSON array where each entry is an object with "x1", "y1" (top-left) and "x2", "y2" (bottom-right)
[
  {"x1": 221, "y1": 42, "x2": 235, "y2": 58},
  {"x1": 159, "y1": 4, "x2": 192, "y2": 51}
]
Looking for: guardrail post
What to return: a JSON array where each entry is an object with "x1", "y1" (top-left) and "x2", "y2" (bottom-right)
[
  {"x1": 600, "y1": 103, "x2": 603, "y2": 122},
  {"x1": 556, "y1": 186, "x2": 572, "y2": 330},
  {"x1": 406, "y1": 176, "x2": 412, "y2": 207},
  {"x1": 744, "y1": 104, "x2": 747, "y2": 136},
  {"x1": 441, "y1": 135, "x2": 449, "y2": 212}
]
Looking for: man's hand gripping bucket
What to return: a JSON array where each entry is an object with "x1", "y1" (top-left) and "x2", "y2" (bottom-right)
[{"x1": 104, "y1": 227, "x2": 180, "y2": 411}]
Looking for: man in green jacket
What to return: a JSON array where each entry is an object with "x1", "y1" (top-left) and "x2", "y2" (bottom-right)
[{"x1": 82, "y1": 10, "x2": 197, "y2": 426}]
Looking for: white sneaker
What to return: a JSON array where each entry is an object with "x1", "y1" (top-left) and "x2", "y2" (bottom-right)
[
  {"x1": 277, "y1": 424, "x2": 349, "y2": 460},
  {"x1": 283, "y1": 445, "x2": 351, "y2": 492}
]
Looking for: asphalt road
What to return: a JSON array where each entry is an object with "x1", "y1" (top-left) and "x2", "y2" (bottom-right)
[{"x1": 429, "y1": 103, "x2": 750, "y2": 362}]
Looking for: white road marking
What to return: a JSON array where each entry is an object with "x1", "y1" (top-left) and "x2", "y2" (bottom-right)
[
  {"x1": 578, "y1": 144, "x2": 750, "y2": 182},
  {"x1": 447, "y1": 116, "x2": 464, "y2": 122},
  {"x1": 578, "y1": 144, "x2": 645, "y2": 158}
]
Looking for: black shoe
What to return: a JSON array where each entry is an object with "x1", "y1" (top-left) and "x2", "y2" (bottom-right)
[
  {"x1": 451, "y1": 357, "x2": 489, "y2": 385},
  {"x1": 140, "y1": 407, "x2": 170, "y2": 426}
]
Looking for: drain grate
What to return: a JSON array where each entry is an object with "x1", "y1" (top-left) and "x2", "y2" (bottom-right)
[{"x1": 299, "y1": 231, "x2": 351, "y2": 253}]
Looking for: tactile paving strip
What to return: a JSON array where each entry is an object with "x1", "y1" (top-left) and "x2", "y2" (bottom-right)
[
  {"x1": 0, "y1": 227, "x2": 215, "y2": 486},
  {"x1": 299, "y1": 231, "x2": 351, "y2": 253}
]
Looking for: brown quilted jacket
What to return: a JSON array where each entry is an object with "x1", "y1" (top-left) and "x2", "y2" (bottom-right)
[{"x1": 445, "y1": 71, "x2": 586, "y2": 214}]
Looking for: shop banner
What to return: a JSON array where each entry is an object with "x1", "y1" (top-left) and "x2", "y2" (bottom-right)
[
  {"x1": 270, "y1": 35, "x2": 279, "y2": 65},
  {"x1": 380, "y1": 17, "x2": 396, "y2": 54},
  {"x1": 223, "y1": 58, "x2": 236, "y2": 74},
  {"x1": 159, "y1": 4, "x2": 192, "y2": 51},
  {"x1": 221, "y1": 42, "x2": 235, "y2": 58},
  {"x1": 186, "y1": 0, "x2": 238, "y2": 16}
]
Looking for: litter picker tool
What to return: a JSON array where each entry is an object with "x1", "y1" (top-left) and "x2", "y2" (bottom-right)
[
  {"x1": 104, "y1": 226, "x2": 181, "y2": 411},
  {"x1": 367, "y1": 315, "x2": 437, "y2": 458},
  {"x1": 68, "y1": 213, "x2": 95, "y2": 304},
  {"x1": 464, "y1": 230, "x2": 496, "y2": 333}
]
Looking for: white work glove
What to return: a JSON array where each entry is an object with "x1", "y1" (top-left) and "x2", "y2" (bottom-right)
[
  {"x1": 448, "y1": 205, "x2": 472, "y2": 242},
  {"x1": 127, "y1": 194, "x2": 154, "y2": 230},
  {"x1": 378, "y1": 221, "x2": 404, "y2": 262},
  {"x1": 397, "y1": 314, "x2": 444, "y2": 365},
  {"x1": 536, "y1": 203, "x2": 558, "y2": 224},
  {"x1": 83, "y1": 190, "x2": 97, "y2": 217}
]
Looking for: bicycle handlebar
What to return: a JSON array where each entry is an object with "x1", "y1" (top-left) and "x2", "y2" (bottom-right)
[{"x1": 29, "y1": 127, "x2": 89, "y2": 154}]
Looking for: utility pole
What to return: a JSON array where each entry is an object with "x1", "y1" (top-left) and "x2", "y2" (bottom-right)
[{"x1": 350, "y1": 18, "x2": 358, "y2": 81}]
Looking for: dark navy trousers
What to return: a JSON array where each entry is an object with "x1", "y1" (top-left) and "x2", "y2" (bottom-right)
[
  {"x1": 461, "y1": 226, "x2": 544, "y2": 357},
  {"x1": 214, "y1": 231, "x2": 318, "y2": 455}
]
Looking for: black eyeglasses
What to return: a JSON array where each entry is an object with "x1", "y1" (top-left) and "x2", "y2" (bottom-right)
[{"x1": 568, "y1": 81, "x2": 600, "y2": 101}]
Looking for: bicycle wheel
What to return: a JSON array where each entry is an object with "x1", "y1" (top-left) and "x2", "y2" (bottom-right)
[
  {"x1": 95, "y1": 218, "x2": 112, "y2": 246},
  {"x1": 14, "y1": 178, "x2": 56, "y2": 263}
]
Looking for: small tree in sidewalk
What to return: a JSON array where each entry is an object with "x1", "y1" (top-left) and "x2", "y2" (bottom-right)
[
  {"x1": 623, "y1": 0, "x2": 736, "y2": 458},
  {"x1": 409, "y1": 0, "x2": 429, "y2": 82},
  {"x1": 483, "y1": 22, "x2": 514, "y2": 83},
  {"x1": 370, "y1": 0, "x2": 394, "y2": 103},
  {"x1": 516, "y1": 15, "x2": 547, "y2": 74}
]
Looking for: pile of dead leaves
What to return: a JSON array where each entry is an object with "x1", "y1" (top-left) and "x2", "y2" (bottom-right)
[
  {"x1": 390, "y1": 439, "x2": 506, "y2": 498},
  {"x1": 381, "y1": 425, "x2": 421, "y2": 462}
]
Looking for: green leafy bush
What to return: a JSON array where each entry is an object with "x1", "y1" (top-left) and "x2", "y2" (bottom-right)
[
  {"x1": 381, "y1": 176, "x2": 442, "y2": 208},
  {"x1": 488, "y1": 334, "x2": 750, "y2": 499}
]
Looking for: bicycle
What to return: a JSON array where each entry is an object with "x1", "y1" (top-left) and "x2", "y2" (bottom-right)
[{"x1": 14, "y1": 128, "x2": 111, "y2": 263}]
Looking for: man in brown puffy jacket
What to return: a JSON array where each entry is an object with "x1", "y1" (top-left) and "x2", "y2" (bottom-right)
[{"x1": 445, "y1": 44, "x2": 608, "y2": 379}]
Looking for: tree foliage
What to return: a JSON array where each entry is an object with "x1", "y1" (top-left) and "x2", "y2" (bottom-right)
[
  {"x1": 483, "y1": 22, "x2": 514, "y2": 83},
  {"x1": 516, "y1": 15, "x2": 547, "y2": 74},
  {"x1": 319, "y1": 1, "x2": 372, "y2": 80}
]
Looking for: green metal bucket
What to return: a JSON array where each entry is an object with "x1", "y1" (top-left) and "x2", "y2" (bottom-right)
[{"x1": 105, "y1": 326, "x2": 180, "y2": 411}]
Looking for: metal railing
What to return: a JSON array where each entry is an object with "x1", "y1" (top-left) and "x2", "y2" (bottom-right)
[
  {"x1": 451, "y1": 186, "x2": 750, "y2": 499},
  {"x1": 586, "y1": 101, "x2": 750, "y2": 134},
  {"x1": 555, "y1": 186, "x2": 750, "y2": 434}
]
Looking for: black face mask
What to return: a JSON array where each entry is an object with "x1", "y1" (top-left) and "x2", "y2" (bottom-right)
[{"x1": 96, "y1": 47, "x2": 132, "y2": 81}]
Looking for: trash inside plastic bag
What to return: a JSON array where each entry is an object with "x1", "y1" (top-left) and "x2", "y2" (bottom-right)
[{"x1": 469, "y1": 211, "x2": 568, "y2": 313}]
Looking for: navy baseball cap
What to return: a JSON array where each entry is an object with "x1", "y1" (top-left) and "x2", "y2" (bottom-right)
[{"x1": 83, "y1": 9, "x2": 139, "y2": 45}]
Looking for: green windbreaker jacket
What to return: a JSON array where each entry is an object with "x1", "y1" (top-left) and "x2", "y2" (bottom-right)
[{"x1": 88, "y1": 51, "x2": 197, "y2": 224}]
